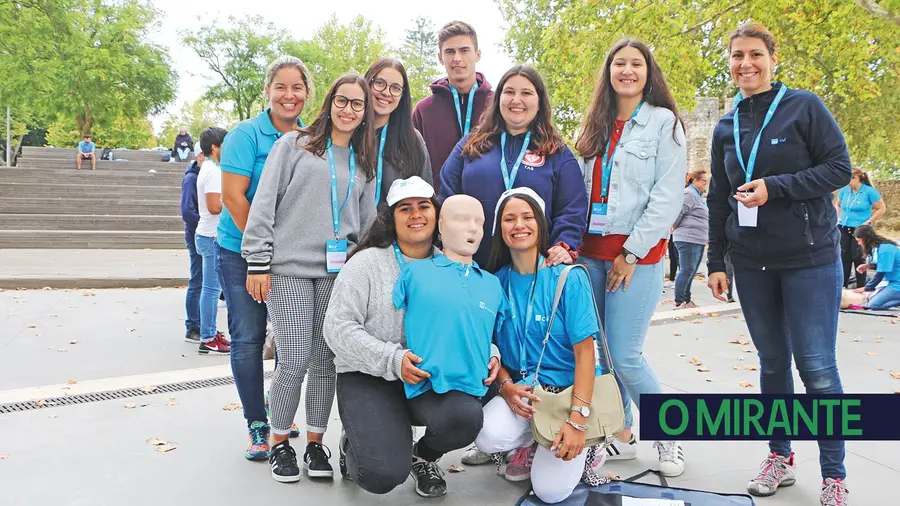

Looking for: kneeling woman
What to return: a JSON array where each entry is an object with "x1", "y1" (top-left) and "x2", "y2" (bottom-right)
[
  {"x1": 323, "y1": 177, "x2": 498, "y2": 498},
  {"x1": 476, "y1": 189, "x2": 603, "y2": 504},
  {"x1": 849, "y1": 225, "x2": 900, "y2": 311}
]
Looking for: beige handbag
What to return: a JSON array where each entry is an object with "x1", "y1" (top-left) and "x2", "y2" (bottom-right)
[{"x1": 530, "y1": 264, "x2": 625, "y2": 449}]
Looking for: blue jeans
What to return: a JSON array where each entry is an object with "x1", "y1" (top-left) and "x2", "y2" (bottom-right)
[
  {"x1": 674, "y1": 242, "x2": 705, "y2": 304},
  {"x1": 194, "y1": 234, "x2": 220, "y2": 342},
  {"x1": 218, "y1": 246, "x2": 268, "y2": 426},
  {"x1": 866, "y1": 285, "x2": 900, "y2": 310},
  {"x1": 734, "y1": 259, "x2": 846, "y2": 480},
  {"x1": 579, "y1": 256, "x2": 663, "y2": 430},
  {"x1": 185, "y1": 236, "x2": 202, "y2": 332}
]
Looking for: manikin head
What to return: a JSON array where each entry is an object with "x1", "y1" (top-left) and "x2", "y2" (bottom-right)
[{"x1": 439, "y1": 195, "x2": 484, "y2": 263}]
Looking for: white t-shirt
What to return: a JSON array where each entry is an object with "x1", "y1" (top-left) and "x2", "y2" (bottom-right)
[{"x1": 196, "y1": 159, "x2": 222, "y2": 237}]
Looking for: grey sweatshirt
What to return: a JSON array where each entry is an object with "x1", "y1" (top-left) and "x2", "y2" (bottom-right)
[
  {"x1": 242, "y1": 132, "x2": 376, "y2": 278},
  {"x1": 377, "y1": 128, "x2": 433, "y2": 206},
  {"x1": 672, "y1": 186, "x2": 709, "y2": 245},
  {"x1": 323, "y1": 245, "x2": 500, "y2": 381}
]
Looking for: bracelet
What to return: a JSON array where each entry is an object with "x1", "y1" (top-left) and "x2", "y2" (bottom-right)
[
  {"x1": 566, "y1": 418, "x2": 587, "y2": 432},
  {"x1": 572, "y1": 393, "x2": 591, "y2": 405},
  {"x1": 498, "y1": 378, "x2": 514, "y2": 390}
]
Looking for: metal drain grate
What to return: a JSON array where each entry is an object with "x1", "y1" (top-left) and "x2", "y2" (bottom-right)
[{"x1": 0, "y1": 371, "x2": 274, "y2": 414}]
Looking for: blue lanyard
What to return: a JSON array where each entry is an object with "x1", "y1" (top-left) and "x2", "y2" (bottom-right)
[
  {"x1": 732, "y1": 85, "x2": 788, "y2": 184},
  {"x1": 599, "y1": 102, "x2": 644, "y2": 201},
  {"x1": 375, "y1": 123, "x2": 388, "y2": 204},
  {"x1": 840, "y1": 187, "x2": 864, "y2": 225},
  {"x1": 690, "y1": 184, "x2": 707, "y2": 207},
  {"x1": 450, "y1": 82, "x2": 479, "y2": 137},
  {"x1": 391, "y1": 242, "x2": 405, "y2": 267},
  {"x1": 500, "y1": 132, "x2": 532, "y2": 191},
  {"x1": 506, "y1": 259, "x2": 542, "y2": 379},
  {"x1": 326, "y1": 139, "x2": 356, "y2": 239}
]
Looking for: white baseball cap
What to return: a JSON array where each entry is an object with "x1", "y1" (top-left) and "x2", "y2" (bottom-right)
[
  {"x1": 194, "y1": 143, "x2": 203, "y2": 157},
  {"x1": 386, "y1": 176, "x2": 435, "y2": 207},
  {"x1": 492, "y1": 187, "x2": 546, "y2": 235}
]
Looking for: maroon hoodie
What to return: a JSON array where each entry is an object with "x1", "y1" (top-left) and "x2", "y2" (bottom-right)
[{"x1": 412, "y1": 73, "x2": 493, "y2": 194}]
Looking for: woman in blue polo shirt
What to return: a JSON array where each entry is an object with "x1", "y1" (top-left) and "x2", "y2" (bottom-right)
[
  {"x1": 474, "y1": 188, "x2": 605, "y2": 504},
  {"x1": 217, "y1": 55, "x2": 312, "y2": 460},
  {"x1": 439, "y1": 65, "x2": 587, "y2": 268},
  {"x1": 854, "y1": 225, "x2": 900, "y2": 310},
  {"x1": 836, "y1": 168, "x2": 886, "y2": 287}
]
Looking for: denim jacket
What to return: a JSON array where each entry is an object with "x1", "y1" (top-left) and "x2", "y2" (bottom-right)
[{"x1": 578, "y1": 103, "x2": 687, "y2": 258}]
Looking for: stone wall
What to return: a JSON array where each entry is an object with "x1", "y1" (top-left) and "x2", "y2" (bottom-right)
[
  {"x1": 876, "y1": 179, "x2": 900, "y2": 234},
  {"x1": 683, "y1": 97, "x2": 722, "y2": 173}
]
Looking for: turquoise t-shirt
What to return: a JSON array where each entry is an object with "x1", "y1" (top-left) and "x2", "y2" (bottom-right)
[
  {"x1": 495, "y1": 264, "x2": 601, "y2": 388},
  {"x1": 216, "y1": 109, "x2": 301, "y2": 253},
  {"x1": 838, "y1": 185, "x2": 881, "y2": 227},
  {"x1": 77, "y1": 140, "x2": 95, "y2": 153},
  {"x1": 393, "y1": 255, "x2": 508, "y2": 399},
  {"x1": 875, "y1": 242, "x2": 900, "y2": 290}
]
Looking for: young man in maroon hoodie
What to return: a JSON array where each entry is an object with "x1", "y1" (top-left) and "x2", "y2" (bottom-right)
[{"x1": 413, "y1": 20, "x2": 493, "y2": 194}]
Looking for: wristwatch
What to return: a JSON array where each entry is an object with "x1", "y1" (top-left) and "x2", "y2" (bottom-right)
[
  {"x1": 570, "y1": 405, "x2": 591, "y2": 417},
  {"x1": 622, "y1": 249, "x2": 638, "y2": 265}
]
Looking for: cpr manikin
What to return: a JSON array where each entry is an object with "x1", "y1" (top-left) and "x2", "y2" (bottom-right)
[{"x1": 393, "y1": 194, "x2": 507, "y2": 399}]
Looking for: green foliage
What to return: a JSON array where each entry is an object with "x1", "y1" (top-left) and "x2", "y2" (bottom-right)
[
  {"x1": 497, "y1": 0, "x2": 900, "y2": 171},
  {"x1": 183, "y1": 16, "x2": 283, "y2": 121},
  {"x1": 157, "y1": 99, "x2": 239, "y2": 148},
  {"x1": 400, "y1": 17, "x2": 441, "y2": 104},
  {"x1": 45, "y1": 113, "x2": 156, "y2": 149}
]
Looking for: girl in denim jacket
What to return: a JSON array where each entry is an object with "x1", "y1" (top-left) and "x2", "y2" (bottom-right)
[{"x1": 573, "y1": 38, "x2": 687, "y2": 477}]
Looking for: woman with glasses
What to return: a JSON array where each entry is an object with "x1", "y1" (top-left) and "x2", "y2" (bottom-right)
[
  {"x1": 242, "y1": 73, "x2": 378, "y2": 484},
  {"x1": 364, "y1": 58, "x2": 433, "y2": 206}
]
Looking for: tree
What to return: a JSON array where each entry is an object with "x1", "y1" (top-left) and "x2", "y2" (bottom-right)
[
  {"x1": 497, "y1": 0, "x2": 900, "y2": 175},
  {"x1": 856, "y1": 0, "x2": 900, "y2": 24},
  {"x1": 184, "y1": 16, "x2": 283, "y2": 120},
  {"x1": 45, "y1": 113, "x2": 155, "y2": 149},
  {"x1": 157, "y1": 99, "x2": 240, "y2": 147},
  {"x1": 400, "y1": 17, "x2": 441, "y2": 103}
]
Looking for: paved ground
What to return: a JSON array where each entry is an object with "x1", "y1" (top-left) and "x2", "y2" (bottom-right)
[{"x1": 0, "y1": 284, "x2": 897, "y2": 506}]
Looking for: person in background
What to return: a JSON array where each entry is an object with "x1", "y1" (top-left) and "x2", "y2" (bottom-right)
[
  {"x1": 76, "y1": 134, "x2": 95, "y2": 170},
  {"x1": 218, "y1": 55, "x2": 313, "y2": 460},
  {"x1": 180, "y1": 143, "x2": 205, "y2": 344},
  {"x1": 173, "y1": 128, "x2": 195, "y2": 162},
  {"x1": 706, "y1": 23, "x2": 851, "y2": 505},
  {"x1": 849, "y1": 225, "x2": 900, "y2": 311},
  {"x1": 364, "y1": 58, "x2": 433, "y2": 205},
  {"x1": 574, "y1": 38, "x2": 687, "y2": 477},
  {"x1": 835, "y1": 168, "x2": 885, "y2": 288},
  {"x1": 665, "y1": 235, "x2": 678, "y2": 289},
  {"x1": 195, "y1": 127, "x2": 230, "y2": 355},
  {"x1": 672, "y1": 169, "x2": 709, "y2": 309},
  {"x1": 413, "y1": 20, "x2": 493, "y2": 191}
]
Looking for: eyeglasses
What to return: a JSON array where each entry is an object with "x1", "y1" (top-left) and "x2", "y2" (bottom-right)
[
  {"x1": 332, "y1": 94, "x2": 366, "y2": 112},
  {"x1": 370, "y1": 78, "x2": 404, "y2": 97}
]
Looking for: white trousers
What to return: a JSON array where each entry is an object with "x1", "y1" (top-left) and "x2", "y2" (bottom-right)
[{"x1": 475, "y1": 396, "x2": 587, "y2": 504}]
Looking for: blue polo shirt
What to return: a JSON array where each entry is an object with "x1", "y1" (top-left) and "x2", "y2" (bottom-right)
[
  {"x1": 217, "y1": 109, "x2": 300, "y2": 253},
  {"x1": 874, "y1": 243, "x2": 900, "y2": 290},
  {"x1": 77, "y1": 140, "x2": 95, "y2": 153},
  {"x1": 495, "y1": 264, "x2": 600, "y2": 388},
  {"x1": 838, "y1": 185, "x2": 881, "y2": 227},
  {"x1": 393, "y1": 254, "x2": 508, "y2": 399}
]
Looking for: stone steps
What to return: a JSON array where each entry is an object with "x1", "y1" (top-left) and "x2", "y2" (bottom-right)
[
  {"x1": 22, "y1": 147, "x2": 179, "y2": 163},
  {"x1": 0, "y1": 213, "x2": 183, "y2": 231},
  {"x1": 0, "y1": 230, "x2": 184, "y2": 249},
  {"x1": 17, "y1": 159, "x2": 188, "y2": 171},
  {"x1": 0, "y1": 197, "x2": 179, "y2": 215},
  {"x1": 0, "y1": 183, "x2": 180, "y2": 199}
]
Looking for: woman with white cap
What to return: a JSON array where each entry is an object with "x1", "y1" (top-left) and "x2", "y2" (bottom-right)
[{"x1": 324, "y1": 176, "x2": 500, "y2": 498}]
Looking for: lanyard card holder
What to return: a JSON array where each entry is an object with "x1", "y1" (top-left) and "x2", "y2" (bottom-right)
[
  {"x1": 589, "y1": 203, "x2": 609, "y2": 235},
  {"x1": 326, "y1": 239, "x2": 348, "y2": 273}
]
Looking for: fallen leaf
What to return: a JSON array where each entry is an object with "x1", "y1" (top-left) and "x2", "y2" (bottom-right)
[
  {"x1": 48, "y1": 413, "x2": 58, "y2": 419},
  {"x1": 81, "y1": 290, "x2": 95, "y2": 297},
  {"x1": 56, "y1": 348, "x2": 67, "y2": 353},
  {"x1": 69, "y1": 340, "x2": 79, "y2": 345},
  {"x1": 27, "y1": 324, "x2": 36, "y2": 328},
  {"x1": 853, "y1": 338, "x2": 861, "y2": 343},
  {"x1": 728, "y1": 339, "x2": 751, "y2": 345},
  {"x1": 738, "y1": 380, "x2": 754, "y2": 388},
  {"x1": 691, "y1": 356, "x2": 702, "y2": 366},
  {"x1": 147, "y1": 438, "x2": 167, "y2": 446},
  {"x1": 876, "y1": 366, "x2": 884, "y2": 371},
  {"x1": 710, "y1": 312, "x2": 720, "y2": 317},
  {"x1": 866, "y1": 352, "x2": 879, "y2": 356},
  {"x1": 689, "y1": 320, "x2": 702, "y2": 324},
  {"x1": 448, "y1": 464, "x2": 466, "y2": 473},
  {"x1": 839, "y1": 330, "x2": 846, "y2": 334},
  {"x1": 695, "y1": 337, "x2": 702, "y2": 341},
  {"x1": 0, "y1": 454, "x2": 8, "y2": 460},
  {"x1": 166, "y1": 398, "x2": 178, "y2": 407},
  {"x1": 127, "y1": 328, "x2": 136, "y2": 332},
  {"x1": 705, "y1": 378, "x2": 714, "y2": 383},
  {"x1": 676, "y1": 353, "x2": 686, "y2": 358},
  {"x1": 732, "y1": 365, "x2": 740, "y2": 371},
  {"x1": 140, "y1": 385, "x2": 156, "y2": 393},
  {"x1": 222, "y1": 402, "x2": 242, "y2": 411},
  {"x1": 156, "y1": 444, "x2": 177, "y2": 453},
  {"x1": 673, "y1": 333, "x2": 682, "y2": 336},
  {"x1": 67, "y1": 380, "x2": 77, "y2": 385},
  {"x1": 124, "y1": 403, "x2": 137, "y2": 409},
  {"x1": 891, "y1": 372, "x2": 900, "y2": 380},
  {"x1": 34, "y1": 399, "x2": 46, "y2": 408},
  {"x1": 744, "y1": 349, "x2": 755, "y2": 353},
  {"x1": 696, "y1": 367, "x2": 710, "y2": 372},
  {"x1": 737, "y1": 357, "x2": 745, "y2": 361},
  {"x1": 744, "y1": 365, "x2": 758, "y2": 371}
]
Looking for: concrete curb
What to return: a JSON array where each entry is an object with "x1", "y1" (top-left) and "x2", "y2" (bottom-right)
[{"x1": 0, "y1": 277, "x2": 188, "y2": 290}]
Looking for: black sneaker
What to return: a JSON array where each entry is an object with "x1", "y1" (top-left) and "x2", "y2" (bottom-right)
[
  {"x1": 410, "y1": 455, "x2": 447, "y2": 498},
  {"x1": 304, "y1": 442, "x2": 334, "y2": 479},
  {"x1": 338, "y1": 430, "x2": 351, "y2": 480},
  {"x1": 184, "y1": 328, "x2": 201, "y2": 344},
  {"x1": 269, "y1": 441, "x2": 300, "y2": 483}
]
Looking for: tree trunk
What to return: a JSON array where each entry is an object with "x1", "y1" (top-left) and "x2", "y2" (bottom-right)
[
  {"x1": 76, "y1": 103, "x2": 94, "y2": 135},
  {"x1": 856, "y1": 0, "x2": 900, "y2": 24}
]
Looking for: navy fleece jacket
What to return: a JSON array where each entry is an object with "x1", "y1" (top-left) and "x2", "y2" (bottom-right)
[
  {"x1": 440, "y1": 133, "x2": 588, "y2": 267},
  {"x1": 180, "y1": 161, "x2": 201, "y2": 246},
  {"x1": 707, "y1": 82, "x2": 852, "y2": 273}
]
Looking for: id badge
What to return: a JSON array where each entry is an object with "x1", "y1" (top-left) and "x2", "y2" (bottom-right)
[
  {"x1": 737, "y1": 202, "x2": 758, "y2": 227},
  {"x1": 326, "y1": 239, "x2": 348, "y2": 273},
  {"x1": 588, "y1": 203, "x2": 608, "y2": 235}
]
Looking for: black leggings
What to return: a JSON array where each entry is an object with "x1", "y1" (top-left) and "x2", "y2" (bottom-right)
[
  {"x1": 839, "y1": 225, "x2": 867, "y2": 288},
  {"x1": 336, "y1": 372, "x2": 483, "y2": 495},
  {"x1": 667, "y1": 236, "x2": 679, "y2": 282}
]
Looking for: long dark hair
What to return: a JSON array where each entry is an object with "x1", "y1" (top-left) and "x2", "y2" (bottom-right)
[
  {"x1": 363, "y1": 58, "x2": 425, "y2": 178},
  {"x1": 462, "y1": 65, "x2": 565, "y2": 159},
  {"x1": 575, "y1": 38, "x2": 684, "y2": 159},
  {"x1": 297, "y1": 73, "x2": 377, "y2": 180},
  {"x1": 487, "y1": 193, "x2": 550, "y2": 273},
  {"x1": 854, "y1": 225, "x2": 897, "y2": 257},
  {"x1": 352, "y1": 196, "x2": 442, "y2": 258}
]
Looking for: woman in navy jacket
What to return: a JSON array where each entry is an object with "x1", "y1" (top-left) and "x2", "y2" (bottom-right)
[
  {"x1": 706, "y1": 24, "x2": 851, "y2": 505},
  {"x1": 439, "y1": 65, "x2": 588, "y2": 269}
]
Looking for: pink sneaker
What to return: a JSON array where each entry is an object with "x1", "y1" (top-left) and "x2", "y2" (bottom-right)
[{"x1": 504, "y1": 444, "x2": 536, "y2": 482}]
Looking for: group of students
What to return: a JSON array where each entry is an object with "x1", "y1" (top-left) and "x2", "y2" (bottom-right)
[{"x1": 178, "y1": 19, "x2": 863, "y2": 506}]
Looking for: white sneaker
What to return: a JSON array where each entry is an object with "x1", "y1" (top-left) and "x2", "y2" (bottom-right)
[
  {"x1": 654, "y1": 440, "x2": 685, "y2": 477},
  {"x1": 605, "y1": 434, "x2": 638, "y2": 461},
  {"x1": 460, "y1": 444, "x2": 491, "y2": 465},
  {"x1": 748, "y1": 452, "x2": 796, "y2": 497}
]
